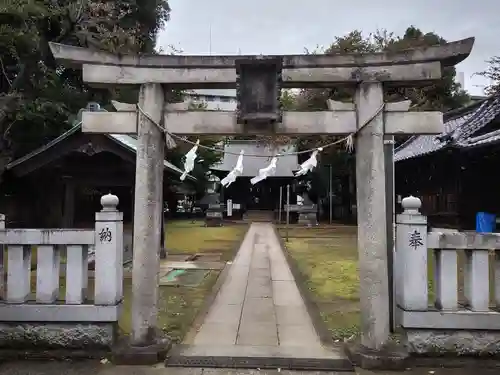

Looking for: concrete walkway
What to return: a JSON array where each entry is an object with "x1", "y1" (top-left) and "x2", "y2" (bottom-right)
[{"x1": 166, "y1": 223, "x2": 350, "y2": 370}]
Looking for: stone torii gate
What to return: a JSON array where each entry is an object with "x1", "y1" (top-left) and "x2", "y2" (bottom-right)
[{"x1": 49, "y1": 39, "x2": 474, "y2": 361}]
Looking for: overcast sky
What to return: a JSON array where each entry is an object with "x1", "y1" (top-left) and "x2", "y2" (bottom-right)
[{"x1": 158, "y1": 0, "x2": 499, "y2": 96}]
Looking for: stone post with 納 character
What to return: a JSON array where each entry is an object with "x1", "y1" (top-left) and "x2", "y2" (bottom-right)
[{"x1": 94, "y1": 193, "x2": 124, "y2": 306}]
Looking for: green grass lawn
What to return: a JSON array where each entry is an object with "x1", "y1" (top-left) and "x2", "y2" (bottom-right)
[
  {"x1": 279, "y1": 225, "x2": 498, "y2": 341},
  {"x1": 279, "y1": 225, "x2": 361, "y2": 340},
  {"x1": 123, "y1": 220, "x2": 247, "y2": 341},
  {"x1": 166, "y1": 220, "x2": 247, "y2": 261},
  {"x1": 119, "y1": 273, "x2": 220, "y2": 342},
  {"x1": 4, "y1": 220, "x2": 248, "y2": 344}
]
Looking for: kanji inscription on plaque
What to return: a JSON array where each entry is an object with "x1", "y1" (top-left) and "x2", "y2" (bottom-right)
[{"x1": 409, "y1": 230, "x2": 424, "y2": 250}]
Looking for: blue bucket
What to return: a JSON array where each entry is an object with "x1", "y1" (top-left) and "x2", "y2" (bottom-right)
[{"x1": 476, "y1": 212, "x2": 496, "y2": 233}]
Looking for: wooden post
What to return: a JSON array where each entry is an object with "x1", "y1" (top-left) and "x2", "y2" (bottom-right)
[
  {"x1": 354, "y1": 82, "x2": 390, "y2": 350},
  {"x1": 130, "y1": 186, "x2": 135, "y2": 259},
  {"x1": 384, "y1": 136, "x2": 396, "y2": 331},
  {"x1": 131, "y1": 83, "x2": 166, "y2": 346},
  {"x1": 62, "y1": 177, "x2": 75, "y2": 228},
  {"x1": 160, "y1": 214, "x2": 166, "y2": 259},
  {"x1": 278, "y1": 186, "x2": 283, "y2": 224}
]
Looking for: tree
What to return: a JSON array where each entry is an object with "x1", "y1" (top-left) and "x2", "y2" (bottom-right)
[
  {"x1": 0, "y1": 0, "x2": 170, "y2": 176},
  {"x1": 476, "y1": 56, "x2": 500, "y2": 95},
  {"x1": 162, "y1": 99, "x2": 224, "y2": 206},
  {"x1": 291, "y1": 27, "x2": 471, "y2": 215},
  {"x1": 293, "y1": 27, "x2": 470, "y2": 155},
  {"x1": 299, "y1": 27, "x2": 469, "y2": 112},
  {"x1": 258, "y1": 27, "x2": 470, "y2": 159}
]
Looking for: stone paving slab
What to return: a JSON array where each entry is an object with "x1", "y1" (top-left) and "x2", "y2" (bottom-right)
[
  {"x1": 167, "y1": 223, "x2": 351, "y2": 370},
  {"x1": 193, "y1": 322, "x2": 239, "y2": 345},
  {"x1": 278, "y1": 324, "x2": 321, "y2": 347},
  {"x1": 237, "y1": 323, "x2": 278, "y2": 346},
  {"x1": 160, "y1": 261, "x2": 225, "y2": 270},
  {"x1": 274, "y1": 305, "x2": 311, "y2": 325},
  {"x1": 166, "y1": 344, "x2": 352, "y2": 370},
  {"x1": 240, "y1": 297, "x2": 276, "y2": 323},
  {"x1": 204, "y1": 303, "x2": 243, "y2": 324},
  {"x1": 168, "y1": 344, "x2": 346, "y2": 359}
]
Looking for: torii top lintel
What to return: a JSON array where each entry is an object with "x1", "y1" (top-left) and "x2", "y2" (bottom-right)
[{"x1": 48, "y1": 38, "x2": 474, "y2": 89}]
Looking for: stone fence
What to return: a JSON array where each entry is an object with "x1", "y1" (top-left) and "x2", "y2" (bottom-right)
[
  {"x1": 0, "y1": 193, "x2": 123, "y2": 353},
  {"x1": 395, "y1": 196, "x2": 500, "y2": 355}
]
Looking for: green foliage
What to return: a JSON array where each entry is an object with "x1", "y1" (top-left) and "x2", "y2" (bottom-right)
[
  {"x1": 299, "y1": 28, "x2": 471, "y2": 152},
  {"x1": 164, "y1": 95, "x2": 223, "y2": 197},
  {"x1": 280, "y1": 89, "x2": 299, "y2": 110},
  {"x1": 264, "y1": 26, "x2": 470, "y2": 159},
  {"x1": 298, "y1": 27, "x2": 469, "y2": 113},
  {"x1": 295, "y1": 26, "x2": 470, "y2": 203},
  {"x1": 477, "y1": 56, "x2": 500, "y2": 95},
  {"x1": 167, "y1": 137, "x2": 223, "y2": 199}
]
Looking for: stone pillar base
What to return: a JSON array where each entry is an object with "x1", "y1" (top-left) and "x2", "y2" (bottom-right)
[
  {"x1": 344, "y1": 338, "x2": 409, "y2": 370},
  {"x1": 298, "y1": 212, "x2": 317, "y2": 226},
  {"x1": 111, "y1": 335, "x2": 172, "y2": 365},
  {"x1": 0, "y1": 322, "x2": 116, "y2": 360},
  {"x1": 406, "y1": 330, "x2": 500, "y2": 356},
  {"x1": 205, "y1": 217, "x2": 223, "y2": 227}
]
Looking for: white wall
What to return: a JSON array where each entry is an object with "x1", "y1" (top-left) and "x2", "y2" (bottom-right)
[{"x1": 186, "y1": 89, "x2": 237, "y2": 111}]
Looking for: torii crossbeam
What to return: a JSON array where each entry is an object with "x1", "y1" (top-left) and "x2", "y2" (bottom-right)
[
  {"x1": 81, "y1": 99, "x2": 442, "y2": 135},
  {"x1": 49, "y1": 38, "x2": 474, "y2": 361}
]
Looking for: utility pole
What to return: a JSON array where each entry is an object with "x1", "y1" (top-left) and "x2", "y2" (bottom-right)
[
  {"x1": 286, "y1": 184, "x2": 290, "y2": 242},
  {"x1": 209, "y1": 24, "x2": 212, "y2": 56},
  {"x1": 279, "y1": 186, "x2": 283, "y2": 224}
]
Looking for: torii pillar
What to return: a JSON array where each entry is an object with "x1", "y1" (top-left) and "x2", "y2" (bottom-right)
[
  {"x1": 131, "y1": 83, "x2": 165, "y2": 347},
  {"x1": 355, "y1": 82, "x2": 390, "y2": 349},
  {"x1": 49, "y1": 38, "x2": 474, "y2": 367}
]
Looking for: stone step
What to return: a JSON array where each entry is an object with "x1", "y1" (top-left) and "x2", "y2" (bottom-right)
[
  {"x1": 165, "y1": 344, "x2": 354, "y2": 371},
  {"x1": 243, "y1": 210, "x2": 275, "y2": 222}
]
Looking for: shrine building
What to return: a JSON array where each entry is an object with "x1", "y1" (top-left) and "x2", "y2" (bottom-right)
[{"x1": 210, "y1": 140, "x2": 300, "y2": 212}]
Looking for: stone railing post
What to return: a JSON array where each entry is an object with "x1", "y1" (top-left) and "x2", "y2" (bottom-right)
[
  {"x1": 94, "y1": 193, "x2": 123, "y2": 305},
  {"x1": 395, "y1": 195, "x2": 428, "y2": 310}
]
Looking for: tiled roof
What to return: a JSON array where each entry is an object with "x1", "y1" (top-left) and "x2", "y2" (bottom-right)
[
  {"x1": 187, "y1": 89, "x2": 236, "y2": 98},
  {"x1": 394, "y1": 95, "x2": 500, "y2": 162},
  {"x1": 6, "y1": 124, "x2": 195, "y2": 181},
  {"x1": 108, "y1": 133, "x2": 194, "y2": 179}
]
